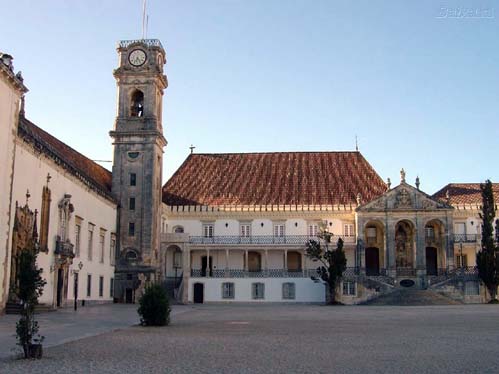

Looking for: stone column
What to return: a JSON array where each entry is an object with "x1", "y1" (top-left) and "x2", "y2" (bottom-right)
[
  {"x1": 386, "y1": 220, "x2": 396, "y2": 277},
  {"x1": 302, "y1": 251, "x2": 306, "y2": 277},
  {"x1": 181, "y1": 244, "x2": 191, "y2": 304},
  {"x1": 206, "y1": 248, "x2": 210, "y2": 278},
  {"x1": 244, "y1": 250, "x2": 248, "y2": 273},
  {"x1": 225, "y1": 249, "x2": 229, "y2": 275},
  {"x1": 415, "y1": 220, "x2": 426, "y2": 274},
  {"x1": 265, "y1": 249, "x2": 269, "y2": 276},
  {"x1": 284, "y1": 249, "x2": 288, "y2": 271}
]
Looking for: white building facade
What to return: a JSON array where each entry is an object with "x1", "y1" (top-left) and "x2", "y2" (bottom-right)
[{"x1": 0, "y1": 53, "x2": 117, "y2": 313}]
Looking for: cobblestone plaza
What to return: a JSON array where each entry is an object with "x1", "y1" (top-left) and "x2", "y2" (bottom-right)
[{"x1": 1, "y1": 304, "x2": 499, "y2": 373}]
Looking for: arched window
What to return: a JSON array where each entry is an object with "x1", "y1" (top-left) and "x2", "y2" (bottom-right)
[
  {"x1": 130, "y1": 90, "x2": 144, "y2": 117},
  {"x1": 126, "y1": 250, "x2": 138, "y2": 261},
  {"x1": 173, "y1": 226, "x2": 184, "y2": 234}
]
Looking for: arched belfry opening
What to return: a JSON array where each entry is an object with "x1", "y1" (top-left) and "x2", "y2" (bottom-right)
[{"x1": 130, "y1": 89, "x2": 144, "y2": 117}]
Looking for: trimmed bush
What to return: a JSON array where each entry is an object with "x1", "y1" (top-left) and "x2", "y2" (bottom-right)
[{"x1": 137, "y1": 284, "x2": 171, "y2": 326}]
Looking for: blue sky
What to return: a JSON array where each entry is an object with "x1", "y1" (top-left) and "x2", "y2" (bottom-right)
[{"x1": 2, "y1": 0, "x2": 498, "y2": 194}]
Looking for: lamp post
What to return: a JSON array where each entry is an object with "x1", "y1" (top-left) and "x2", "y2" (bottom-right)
[{"x1": 74, "y1": 261, "x2": 83, "y2": 311}]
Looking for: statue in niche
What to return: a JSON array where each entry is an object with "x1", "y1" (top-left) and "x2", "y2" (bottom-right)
[{"x1": 395, "y1": 224, "x2": 413, "y2": 269}]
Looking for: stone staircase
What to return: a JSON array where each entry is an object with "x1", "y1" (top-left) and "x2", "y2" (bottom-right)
[
  {"x1": 362, "y1": 288, "x2": 462, "y2": 306},
  {"x1": 5, "y1": 302, "x2": 56, "y2": 314}
]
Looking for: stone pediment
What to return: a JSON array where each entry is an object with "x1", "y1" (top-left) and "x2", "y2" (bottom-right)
[{"x1": 357, "y1": 183, "x2": 453, "y2": 212}]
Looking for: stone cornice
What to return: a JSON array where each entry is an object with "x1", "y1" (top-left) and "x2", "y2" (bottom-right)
[{"x1": 0, "y1": 63, "x2": 28, "y2": 94}]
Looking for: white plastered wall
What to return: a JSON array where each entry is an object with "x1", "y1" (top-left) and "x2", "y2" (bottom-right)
[{"x1": 10, "y1": 141, "x2": 117, "y2": 306}]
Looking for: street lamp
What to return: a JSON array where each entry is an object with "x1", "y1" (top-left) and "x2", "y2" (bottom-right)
[{"x1": 74, "y1": 261, "x2": 83, "y2": 311}]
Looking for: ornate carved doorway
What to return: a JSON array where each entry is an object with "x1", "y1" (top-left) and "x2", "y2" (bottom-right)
[{"x1": 395, "y1": 221, "x2": 414, "y2": 275}]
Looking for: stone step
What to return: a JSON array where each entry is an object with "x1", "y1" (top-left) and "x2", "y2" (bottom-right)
[
  {"x1": 5, "y1": 302, "x2": 56, "y2": 314},
  {"x1": 363, "y1": 288, "x2": 462, "y2": 306}
]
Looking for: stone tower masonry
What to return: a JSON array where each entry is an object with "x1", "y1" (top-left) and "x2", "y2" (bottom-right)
[{"x1": 110, "y1": 39, "x2": 167, "y2": 303}]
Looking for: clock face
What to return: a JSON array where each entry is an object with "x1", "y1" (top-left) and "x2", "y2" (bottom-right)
[{"x1": 129, "y1": 49, "x2": 147, "y2": 67}]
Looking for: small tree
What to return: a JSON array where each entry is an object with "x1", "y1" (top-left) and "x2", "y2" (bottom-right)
[
  {"x1": 138, "y1": 283, "x2": 171, "y2": 326},
  {"x1": 476, "y1": 180, "x2": 499, "y2": 303},
  {"x1": 15, "y1": 249, "x2": 46, "y2": 358},
  {"x1": 305, "y1": 227, "x2": 347, "y2": 305}
]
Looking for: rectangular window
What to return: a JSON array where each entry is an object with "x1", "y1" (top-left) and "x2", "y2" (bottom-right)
[
  {"x1": 87, "y1": 224, "x2": 94, "y2": 261},
  {"x1": 129, "y1": 222, "x2": 135, "y2": 237},
  {"x1": 240, "y1": 224, "x2": 251, "y2": 237},
  {"x1": 75, "y1": 223, "x2": 81, "y2": 257},
  {"x1": 203, "y1": 224, "x2": 214, "y2": 238},
  {"x1": 110, "y1": 278, "x2": 114, "y2": 298},
  {"x1": 87, "y1": 274, "x2": 92, "y2": 297},
  {"x1": 282, "y1": 282, "x2": 296, "y2": 300},
  {"x1": 222, "y1": 282, "x2": 235, "y2": 299},
  {"x1": 252, "y1": 283, "x2": 265, "y2": 299},
  {"x1": 99, "y1": 232, "x2": 105, "y2": 263},
  {"x1": 99, "y1": 276, "x2": 104, "y2": 297},
  {"x1": 110, "y1": 234, "x2": 116, "y2": 266},
  {"x1": 273, "y1": 224, "x2": 285, "y2": 237},
  {"x1": 342, "y1": 281, "x2": 356, "y2": 296},
  {"x1": 425, "y1": 227, "x2": 435, "y2": 239},
  {"x1": 130, "y1": 173, "x2": 137, "y2": 186},
  {"x1": 129, "y1": 197, "x2": 135, "y2": 211},
  {"x1": 456, "y1": 254, "x2": 468, "y2": 268},
  {"x1": 366, "y1": 227, "x2": 377, "y2": 239},
  {"x1": 308, "y1": 224, "x2": 319, "y2": 237},
  {"x1": 343, "y1": 224, "x2": 355, "y2": 237}
]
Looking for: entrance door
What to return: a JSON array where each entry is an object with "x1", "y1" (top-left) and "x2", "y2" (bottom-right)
[
  {"x1": 365, "y1": 248, "x2": 380, "y2": 276},
  {"x1": 426, "y1": 247, "x2": 438, "y2": 275},
  {"x1": 56, "y1": 268, "x2": 64, "y2": 307},
  {"x1": 201, "y1": 256, "x2": 212, "y2": 277},
  {"x1": 193, "y1": 283, "x2": 204, "y2": 303},
  {"x1": 125, "y1": 288, "x2": 134, "y2": 304}
]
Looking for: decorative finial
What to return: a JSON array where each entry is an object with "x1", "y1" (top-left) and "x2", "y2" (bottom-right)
[
  {"x1": 25, "y1": 189, "x2": 30, "y2": 206},
  {"x1": 189, "y1": 144, "x2": 196, "y2": 154},
  {"x1": 356, "y1": 193, "x2": 362, "y2": 205},
  {"x1": 415, "y1": 176, "x2": 420, "y2": 190},
  {"x1": 46, "y1": 173, "x2": 52, "y2": 186},
  {"x1": 400, "y1": 168, "x2": 406, "y2": 183},
  {"x1": 387, "y1": 177, "x2": 391, "y2": 190},
  {"x1": 445, "y1": 190, "x2": 450, "y2": 203},
  {"x1": 355, "y1": 135, "x2": 359, "y2": 152}
]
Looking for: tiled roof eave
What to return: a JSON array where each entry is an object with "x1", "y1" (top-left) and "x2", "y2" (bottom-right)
[{"x1": 18, "y1": 122, "x2": 117, "y2": 204}]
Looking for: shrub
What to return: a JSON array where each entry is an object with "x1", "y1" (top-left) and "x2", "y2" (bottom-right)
[
  {"x1": 137, "y1": 284, "x2": 170, "y2": 326},
  {"x1": 15, "y1": 249, "x2": 46, "y2": 358}
]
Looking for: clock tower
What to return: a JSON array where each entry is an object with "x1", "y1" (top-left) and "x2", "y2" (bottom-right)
[{"x1": 110, "y1": 39, "x2": 167, "y2": 303}]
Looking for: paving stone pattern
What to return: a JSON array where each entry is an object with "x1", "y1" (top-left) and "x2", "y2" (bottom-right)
[{"x1": 1, "y1": 304, "x2": 499, "y2": 373}]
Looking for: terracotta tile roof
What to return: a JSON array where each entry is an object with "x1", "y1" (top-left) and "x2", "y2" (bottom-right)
[
  {"x1": 162, "y1": 152, "x2": 386, "y2": 206},
  {"x1": 432, "y1": 183, "x2": 499, "y2": 205},
  {"x1": 18, "y1": 116, "x2": 114, "y2": 201}
]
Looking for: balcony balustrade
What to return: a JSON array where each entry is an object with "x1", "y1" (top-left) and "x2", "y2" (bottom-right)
[
  {"x1": 189, "y1": 235, "x2": 356, "y2": 246},
  {"x1": 191, "y1": 268, "x2": 318, "y2": 278},
  {"x1": 54, "y1": 238, "x2": 75, "y2": 259},
  {"x1": 454, "y1": 234, "x2": 478, "y2": 243}
]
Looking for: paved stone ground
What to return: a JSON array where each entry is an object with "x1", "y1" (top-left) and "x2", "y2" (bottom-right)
[
  {"x1": 0, "y1": 303, "x2": 192, "y2": 359},
  {"x1": 1, "y1": 304, "x2": 499, "y2": 373}
]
